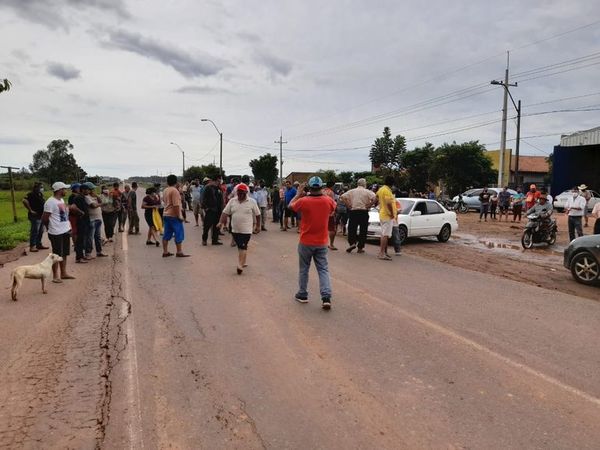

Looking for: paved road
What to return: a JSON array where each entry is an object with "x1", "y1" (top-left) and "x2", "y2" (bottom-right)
[{"x1": 1, "y1": 218, "x2": 599, "y2": 449}]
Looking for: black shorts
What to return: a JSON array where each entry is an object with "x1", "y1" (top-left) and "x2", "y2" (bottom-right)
[
  {"x1": 499, "y1": 205, "x2": 509, "y2": 213},
  {"x1": 285, "y1": 207, "x2": 296, "y2": 218},
  {"x1": 232, "y1": 233, "x2": 251, "y2": 250},
  {"x1": 49, "y1": 232, "x2": 71, "y2": 257}
]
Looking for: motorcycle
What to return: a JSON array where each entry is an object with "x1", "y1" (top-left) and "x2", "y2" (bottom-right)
[
  {"x1": 521, "y1": 213, "x2": 557, "y2": 249},
  {"x1": 451, "y1": 194, "x2": 469, "y2": 214}
]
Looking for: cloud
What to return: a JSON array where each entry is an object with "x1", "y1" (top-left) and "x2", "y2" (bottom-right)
[
  {"x1": 46, "y1": 62, "x2": 81, "y2": 81},
  {"x1": 0, "y1": 137, "x2": 36, "y2": 145},
  {"x1": 174, "y1": 85, "x2": 232, "y2": 95},
  {"x1": 254, "y1": 50, "x2": 293, "y2": 79},
  {"x1": 237, "y1": 32, "x2": 262, "y2": 43},
  {"x1": 0, "y1": 0, "x2": 129, "y2": 30},
  {"x1": 102, "y1": 29, "x2": 228, "y2": 78}
]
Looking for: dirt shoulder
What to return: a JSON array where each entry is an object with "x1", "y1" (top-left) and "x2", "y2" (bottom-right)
[{"x1": 397, "y1": 212, "x2": 599, "y2": 302}]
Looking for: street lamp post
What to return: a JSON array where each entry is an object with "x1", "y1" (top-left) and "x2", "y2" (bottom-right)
[
  {"x1": 201, "y1": 119, "x2": 223, "y2": 178},
  {"x1": 170, "y1": 142, "x2": 185, "y2": 178},
  {"x1": 490, "y1": 79, "x2": 520, "y2": 187}
]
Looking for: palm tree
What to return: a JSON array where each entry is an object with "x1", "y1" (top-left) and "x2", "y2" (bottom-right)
[{"x1": 0, "y1": 79, "x2": 12, "y2": 94}]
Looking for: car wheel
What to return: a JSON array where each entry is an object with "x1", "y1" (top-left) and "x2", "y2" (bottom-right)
[
  {"x1": 437, "y1": 224, "x2": 451, "y2": 242},
  {"x1": 397, "y1": 225, "x2": 407, "y2": 245},
  {"x1": 570, "y1": 251, "x2": 600, "y2": 285}
]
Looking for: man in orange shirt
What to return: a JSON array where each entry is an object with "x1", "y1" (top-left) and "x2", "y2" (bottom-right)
[
  {"x1": 289, "y1": 176, "x2": 337, "y2": 310},
  {"x1": 162, "y1": 174, "x2": 190, "y2": 258},
  {"x1": 525, "y1": 184, "x2": 541, "y2": 210}
]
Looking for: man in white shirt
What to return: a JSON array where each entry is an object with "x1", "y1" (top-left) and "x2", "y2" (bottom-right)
[
  {"x1": 253, "y1": 180, "x2": 270, "y2": 231},
  {"x1": 42, "y1": 182, "x2": 75, "y2": 283},
  {"x1": 565, "y1": 186, "x2": 587, "y2": 241},
  {"x1": 218, "y1": 183, "x2": 261, "y2": 275},
  {"x1": 341, "y1": 178, "x2": 376, "y2": 253}
]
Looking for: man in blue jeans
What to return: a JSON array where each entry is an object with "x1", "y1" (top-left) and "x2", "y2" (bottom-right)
[
  {"x1": 289, "y1": 176, "x2": 337, "y2": 310},
  {"x1": 23, "y1": 182, "x2": 49, "y2": 253}
]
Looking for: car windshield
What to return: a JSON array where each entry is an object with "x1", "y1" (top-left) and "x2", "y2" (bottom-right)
[{"x1": 397, "y1": 200, "x2": 414, "y2": 215}]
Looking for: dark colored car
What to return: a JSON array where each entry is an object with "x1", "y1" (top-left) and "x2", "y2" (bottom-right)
[{"x1": 563, "y1": 235, "x2": 600, "y2": 285}]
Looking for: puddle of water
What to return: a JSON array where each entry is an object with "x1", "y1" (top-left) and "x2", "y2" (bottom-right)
[{"x1": 452, "y1": 232, "x2": 564, "y2": 259}]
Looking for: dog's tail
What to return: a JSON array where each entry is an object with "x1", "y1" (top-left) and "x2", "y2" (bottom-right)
[{"x1": 10, "y1": 270, "x2": 18, "y2": 301}]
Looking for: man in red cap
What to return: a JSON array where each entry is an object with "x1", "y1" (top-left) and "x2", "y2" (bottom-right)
[
  {"x1": 525, "y1": 184, "x2": 541, "y2": 211},
  {"x1": 219, "y1": 183, "x2": 261, "y2": 274}
]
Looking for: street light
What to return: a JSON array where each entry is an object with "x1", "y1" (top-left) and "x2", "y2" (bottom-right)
[
  {"x1": 201, "y1": 118, "x2": 223, "y2": 178},
  {"x1": 490, "y1": 79, "x2": 521, "y2": 187},
  {"x1": 170, "y1": 142, "x2": 185, "y2": 178}
]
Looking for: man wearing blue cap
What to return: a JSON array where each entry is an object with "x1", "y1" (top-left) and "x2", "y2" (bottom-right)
[{"x1": 289, "y1": 176, "x2": 337, "y2": 310}]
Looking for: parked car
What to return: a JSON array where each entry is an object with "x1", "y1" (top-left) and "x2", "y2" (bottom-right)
[
  {"x1": 553, "y1": 190, "x2": 599, "y2": 212},
  {"x1": 452, "y1": 188, "x2": 517, "y2": 211},
  {"x1": 368, "y1": 199, "x2": 458, "y2": 244},
  {"x1": 563, "y1": 235, "x2": 600, "y2": 285}
]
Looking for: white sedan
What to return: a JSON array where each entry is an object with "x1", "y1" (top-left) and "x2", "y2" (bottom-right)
[
  {"x1": 553, "y1": 190, "x2": 599, "y2": 212},
  {"x1": 367, "y1": 198, "x2": 458, "y2": 244}
]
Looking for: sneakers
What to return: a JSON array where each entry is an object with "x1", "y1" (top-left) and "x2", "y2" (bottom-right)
[
  {"x1": 346, "y1": 244, "x2": 357, "y2": 253},
  {"x1": 321, "y1": 297, "x2": 331, "y2": 310},
  {"x1": 295, "y1": 293, "x2": 309, "y2": 304}
]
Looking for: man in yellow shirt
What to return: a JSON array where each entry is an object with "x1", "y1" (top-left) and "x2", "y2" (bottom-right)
[{"x1": 376, "y1": 176, "x2": 397, "y2": 261}]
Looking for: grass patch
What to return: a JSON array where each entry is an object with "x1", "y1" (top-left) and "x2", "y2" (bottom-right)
[{"x1": 0, "y1": 190, "x2": 41, "y2": 250}]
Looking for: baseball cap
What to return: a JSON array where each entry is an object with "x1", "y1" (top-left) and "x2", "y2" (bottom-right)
[
  {"x1": 237, "y1": 183, "x2": 249, "y2": 192},
  {"x1": 52, "y1": 182, "x2": 71, "y2": 192},
  {"x1": 70, "y1": 183, "x2": 81, "y2": 190},
  {"x1": 308, "y1": 176, "x2": 324, "y2": 188},
  {"x1": 82, "y1": 182, "x2": 96, "y2": 190},
  {"x1": 202, "y1": 177, "x2": 210, "y2": 183}
]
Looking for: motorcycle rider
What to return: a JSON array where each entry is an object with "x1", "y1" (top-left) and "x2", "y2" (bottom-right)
[{"x1": 525, "y1": 193, "x2": 553, "y2": 232}]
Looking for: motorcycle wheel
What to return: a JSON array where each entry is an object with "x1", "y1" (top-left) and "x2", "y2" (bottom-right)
[
  {"x1": 458, "y1": 204, "x2": 469, "y2": 214},
  {"x1": 547, "y1": 232, "x2": 557, "y2": 245},
  {"x1": 521, "y1": 230, "x2": 534, "y2": 249}
]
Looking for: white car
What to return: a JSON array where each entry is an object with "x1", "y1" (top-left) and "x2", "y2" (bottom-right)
[
  {"x1": 553, "y1": 190, "x2": 599, "y2": 212},
  {"x1": 368, "y1": 198, "x2": 458, "y2": 244}
]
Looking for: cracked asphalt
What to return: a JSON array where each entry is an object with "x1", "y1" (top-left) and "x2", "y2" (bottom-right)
[{"x1": 1, "y1": 216, "x2": 600, "y2": 449}]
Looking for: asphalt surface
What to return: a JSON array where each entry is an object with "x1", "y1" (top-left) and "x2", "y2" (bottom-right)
[{"x1": 1, "y1": 217, "x2": 600, "y2": 449}]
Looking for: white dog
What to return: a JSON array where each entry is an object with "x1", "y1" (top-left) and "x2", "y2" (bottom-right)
[{"x1": 10, "y1": 253, "x2": 63, "y2": 301}]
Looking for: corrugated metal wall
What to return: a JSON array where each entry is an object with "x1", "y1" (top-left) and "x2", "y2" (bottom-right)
[{"x1": 560, "y1": 127, "x2": 600, "y2": 147}]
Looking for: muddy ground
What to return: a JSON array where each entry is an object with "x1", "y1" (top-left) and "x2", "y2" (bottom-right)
[{"x1": 394, "y1": 212, "x2": 599, "y2": 302}]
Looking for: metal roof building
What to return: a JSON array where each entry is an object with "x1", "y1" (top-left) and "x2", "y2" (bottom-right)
[{"x1": 560, "y1": 126, "x2": 600, "y2": 147}]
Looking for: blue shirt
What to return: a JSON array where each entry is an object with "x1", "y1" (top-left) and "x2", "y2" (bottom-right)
[{"x1": 284, "y1": 187, "x2": 297, "y2": 205}]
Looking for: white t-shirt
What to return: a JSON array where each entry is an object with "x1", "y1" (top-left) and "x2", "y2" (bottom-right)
[
  {"x1": 44, "y1": 196, "x2": 71, "y2": 235},
  {"x1": 565, "y1": 195, "x2": 587, "y2": 217},
  {"x1": 222, "y1": 197, "x2": 260, "y2": 234},
  {"x1": 86, "y1": 195, "x2": 102, "y2": 221}
]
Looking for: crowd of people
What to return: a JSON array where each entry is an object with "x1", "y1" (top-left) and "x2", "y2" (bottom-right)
[{"x1": 20, "y1": 175, "x2": 600, "y2": 309}]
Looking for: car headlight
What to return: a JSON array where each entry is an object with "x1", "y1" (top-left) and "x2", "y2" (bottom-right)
[{"x1": 370, "y1": 221, "x2": 381, "y2": 227}]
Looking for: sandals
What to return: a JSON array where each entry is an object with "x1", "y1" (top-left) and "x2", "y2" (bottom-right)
[
  {"x1": 377, "y1": 254, "x2": 392, "y2": 261},
  {"x1": 162, "y1": 252, "x2": 173, "y2": 258},
  {"x1": 176, "y1": 253, "x2": 191, "y2": 258}
]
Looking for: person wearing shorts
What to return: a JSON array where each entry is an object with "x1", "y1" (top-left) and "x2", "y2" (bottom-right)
[
  {"x1": 42, "y1": 182, "x2": 75, "y2": 283},
  {"x1": 161, "y1": 174, "x2": 190, "y2": 258},
  {"x1": 219, "y1": 183, "x2": 261, "y2": 274},
  {"x1": 323, "y1": 181, "x2": 338, "y2": 250},
  {"x1": 376, "y1": 176, "x2": 398, "y2": 261}
]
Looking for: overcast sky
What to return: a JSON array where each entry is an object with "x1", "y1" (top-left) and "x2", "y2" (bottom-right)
[{"x1": 1, "y1": 0, "x2": 599, "y2": 179}]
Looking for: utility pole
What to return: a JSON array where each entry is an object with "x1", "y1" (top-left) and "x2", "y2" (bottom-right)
[
  {"x1": 498, "y1": 51, "x2": 510, "y2": 188},
  {"x1": 515, "y1": 100, "x2": 521, "y2": 188},
  {"x1": 275, "y1": 131, "x2": 287, "y2": 186},
  {"x1": 1, "y1": 165, "x2": 20, "y2": 223},
  {"x1": 219, "y1": 131, "x2": 223, "y2": 179}
]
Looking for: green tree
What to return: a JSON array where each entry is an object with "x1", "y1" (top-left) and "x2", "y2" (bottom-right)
[
  {"x1": 369, "y1": 127, "x2": 406, "y2": 173},
  {"x1": 183, "y1": 165, "x2": 206, "y2": 181},
  {"x1": 199, "y1": 164, "x2": 223, "y2": 180},
  {"x1": 249, "y1": 153, "x2": 278, "y2": 186},
  {"x1": 316, "y1": 169, "x2": 337, "y2": 184},
  {"x1": 338, "y1": 171, "x2": 354, "y2": 185},
  {"x1": 30, "y1": 139, "x2": 87, "y2": 183},
  {"x1": 430, "y1": 141, "x2": 496, "y2": 195},
  {"x1": 0, "y1": 79, "x2": 11, "y2": 94},
  {"x1": 401, "y1": 142, "x2": 435, "y2": 192}
]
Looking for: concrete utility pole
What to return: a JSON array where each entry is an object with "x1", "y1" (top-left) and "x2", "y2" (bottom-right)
[
  {"x1": 275, "y1": 131, "x2": 287, "y2": 186},
  {"x1": 498, "y1": 51, "x2": 510, "y2": 188},
  {"x1": 1, "y1": 165, "x2": 20, "y2": 222},
  {"x1": 201, "y1": 119, "x2": 223, "y2": 178}
]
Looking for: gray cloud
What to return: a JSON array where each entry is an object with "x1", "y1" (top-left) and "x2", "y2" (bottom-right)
[
  {"x1": 0, "y1": 0, "x2": 129, "y2": 30},
  {"x1": 102, "y1": 29, "x2": 228, "y2": 78},
  {"x1": 46, "y1": 62, "x2": 81, "y2": 81},
  {"x1": 254, "y1": 51, "x2": 293, "y2": 79},
  {"x1": 0, "y1": 137, "x2": 36, "y2": 145},
  {"x1": 175, "y1": 85, "x2": 232, "y2": 95},
  {"x1": 237, "y1": 31, "x2": 262, "y2": 43}
]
